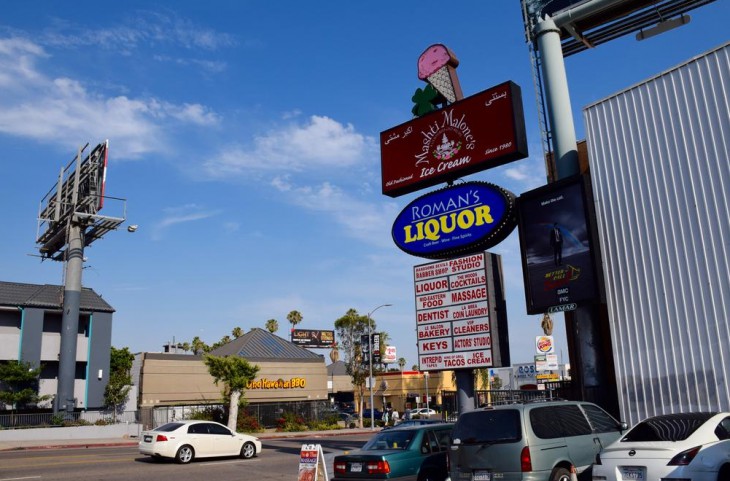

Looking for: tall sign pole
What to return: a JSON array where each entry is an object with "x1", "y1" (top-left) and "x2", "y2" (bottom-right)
[
  {"x1": 35, "y1": 140, "x2": 126, "y2": 415},
  {"x1": 57, "y1": 220, "x2": 83, "y2": 414}
]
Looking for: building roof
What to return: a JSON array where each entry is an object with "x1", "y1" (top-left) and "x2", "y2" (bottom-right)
[
  {"x1": 0, "y1": 281, "x2": 114, "y2": 313},
  {"x1": 210, "y1": 328, "x2": 324, "y2": 362},
  {"x1": 327, "y1": 360, "x2": 349, "y2": 376}
]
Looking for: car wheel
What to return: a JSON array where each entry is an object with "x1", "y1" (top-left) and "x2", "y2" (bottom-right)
[
  {"x1": 550, "y1": 466, "x2": 571, "y2": 481},
  {"x1": 718, "y1": 464, "x2": 730, "y2": 481},
  {"x1": 240, "y1": 441, "x2": 256, "y2": 459},
  {"x1": 175, "y1": 445, "x2": 195, "y2": 464}
]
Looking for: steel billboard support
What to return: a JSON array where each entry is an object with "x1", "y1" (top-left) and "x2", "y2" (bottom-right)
[{"x1": 56, "y1": 219, "x2": 83, "y2": 416}]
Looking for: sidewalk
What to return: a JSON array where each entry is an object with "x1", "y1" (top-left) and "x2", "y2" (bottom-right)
[{"x1": 0, "y1": 427, "x2": 379, "y2": 452}]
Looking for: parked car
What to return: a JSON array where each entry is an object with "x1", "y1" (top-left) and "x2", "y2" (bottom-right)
[
  {"x1": 411, "y1": 408, "x2": 437, "y2": 418},
  {"x1": 383, "y1": 419, "x2": 445, "y2": 430},
  {"x1": 362, "y1": 409, "x2": 384, "y2": 420},
  {"x1": 448, "y1": 400, "x2": 626, "y2": 481},
  {"x1": 593, "y1": 411, "x2": 730, "y2": 481},
  {"x1": 138, "y1": 420, "x2": 262, "y2": 464},
  {"x1": 334, "y1": 423, "x2": 453, "y2": 481}
]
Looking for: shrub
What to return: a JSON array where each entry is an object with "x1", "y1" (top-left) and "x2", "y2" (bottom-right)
[
  {"x1": 237, "y1": 410, "x2": 263, "y2": 433},
  {"x1": 276, "y1": 411, "x2": 307, "y2": 432}
]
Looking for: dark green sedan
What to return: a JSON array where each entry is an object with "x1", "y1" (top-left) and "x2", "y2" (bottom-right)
[{"x1": 333, "y1": 424, "x2": 453, "y2": 481}]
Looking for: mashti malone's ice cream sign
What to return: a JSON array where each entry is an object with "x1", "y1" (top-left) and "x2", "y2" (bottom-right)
[
  {"x1": 415, "y1": 252, "x2": 496, "y2": 371},
  {"x1": 380, "y1": 80, "x2": 528, "y2": 198}
]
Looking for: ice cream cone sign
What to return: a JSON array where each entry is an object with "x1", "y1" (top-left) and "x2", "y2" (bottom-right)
[{"x1": 417, "y1": 44, "x2": 464, "y2": 104}]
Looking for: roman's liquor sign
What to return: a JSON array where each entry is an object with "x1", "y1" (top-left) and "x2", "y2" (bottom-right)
[
  {"x1": 392, "y1": 181, "x2": 517, "y2": 260},
  {"x1": 380, "y1": 81, "x2": 528, "y2": 197}
]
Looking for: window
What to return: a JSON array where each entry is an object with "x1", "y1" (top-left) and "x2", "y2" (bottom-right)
[
  {"x1": 622, "y1": 413, "x2": 716, "y2": 442},
  {"x1": 188, "y1": 424, "x2": 207, "y2": 434},
  {"x1": 156, "y1": 422, "x2": 184, "y2": 432},
  {"x1": 363, "y1": 430, "x2": 412, "y2": 450},
  {"x1": 453, "y1": 409, "x2": 521, "y2": 444},
  {"x1": 208, "y1": 423, "x2": 232, "y2": 435},
  {"x1": 582, "y1": 404, "x2": 620, "y2": 433},
  {"x1": 435, "y1": 429, "x2": 452, "y2": 451},
  {"x1": 715, "y1": 417, "x2": 730, "y2": 440},
  {"x1": 531, "y1": 407, "x2": 564, "y2": 439},
  {"x1": 531, "y1": 405, "x2": 591, "y2": 438}
]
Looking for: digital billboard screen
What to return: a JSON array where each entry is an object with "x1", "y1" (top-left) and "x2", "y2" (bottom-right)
[{"x1": 517, "y1": 174, "x2": 600, "y2": 314}]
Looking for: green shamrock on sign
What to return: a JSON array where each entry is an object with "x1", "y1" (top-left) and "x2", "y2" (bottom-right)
[{"x1": 411, "y1": 84, "x2": 445, "y2": 117}]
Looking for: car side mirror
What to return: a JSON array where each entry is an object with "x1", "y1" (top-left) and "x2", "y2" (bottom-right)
[{"x1": 619, "y1": 422, "x2": 628, "y2": 432}]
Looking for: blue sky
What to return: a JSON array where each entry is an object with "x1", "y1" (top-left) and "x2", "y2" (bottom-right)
[{"x1": 2, "y1": 1, "x2": 727, "y2": 367}]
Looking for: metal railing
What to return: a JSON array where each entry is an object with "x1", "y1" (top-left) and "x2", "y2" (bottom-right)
[{"x1": 0, "y1": 410, "x2": 139, "y2": 429}]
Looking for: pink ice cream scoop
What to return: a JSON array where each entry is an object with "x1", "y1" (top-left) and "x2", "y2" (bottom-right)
[{"x1": 417, "y1": 44, "x2": 463, "y2": 103}]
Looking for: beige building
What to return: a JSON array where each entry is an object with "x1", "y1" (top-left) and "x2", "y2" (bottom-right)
[
  {"x1": 136, "y1": 329, "x2": 329, "y2": 425},
  {"x1": 327, "y1": 361, "x2": 457, "y2": 414}
]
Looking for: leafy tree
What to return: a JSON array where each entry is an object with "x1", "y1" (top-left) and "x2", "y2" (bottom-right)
[
  {"x1": 265, "y1": 319, "x2": 279, "y2": 333},
  {"x1": 412, "y1": 364, "x2": 418, "y2": 371},
  {"x1": 104, "y1": 346, "x2": 135, "y2": 420},
  {"x1": 334, "y1": 309, "x2": 388, "y2": 428},
  {"x1": 0, "y1": 361, "x2": 50, "y2": 422},
  {"x1": 179, "y1": 342, "x2": 191, "y2": 353},
  {"x1": 492, "y1": 375, "x2": 503, "y2": 390},
  {"x1": 232, "y1": 327, "x2": 244, "y2": 338},
  {"x1": 398, "y1": 357, "x2": 406, "y2": 372},
  {"x1": 203, "y1": 354, "x2": 260, "y2": 431}
]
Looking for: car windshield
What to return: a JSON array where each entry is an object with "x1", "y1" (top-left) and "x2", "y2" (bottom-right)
[
  {"x1": 362, "y1": 430, "x2": 414, "y2": 450},
  {"x1": 622, "y1": 413, "x2": 716, "y2": 442},
  {"x1": 452, "y1": 410, "x2": 522, "y2": 444},
  {"x1": 155, "y1": 422, "x2": 185, "y2": 432}
]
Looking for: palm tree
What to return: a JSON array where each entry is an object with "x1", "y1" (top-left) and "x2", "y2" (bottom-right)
[
  {"x1": 232, "y1": 327, "x2": 244, "y2": 338},
  {"x1": 265, "y1": 319, "x2": 279, "y2": 333},
  {"x1": 287, "y1": 310, "x2": 303, "y2": 341},
  {"x1": 287, "y1": 310, "x2": 303, "y2": 328},
  {"x1": 398, "y1": 357, "x2": 406, "y2": 371}
]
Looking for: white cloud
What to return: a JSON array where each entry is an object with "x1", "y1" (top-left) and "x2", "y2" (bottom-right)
[
  {"x1": 41, "y1": 10, "x2": 237, "y2": 52},
  {"x1": 270, "y1": 178, "x2": 399, "y2": 248},
  {"x1": 204, "y1": 115, "x2": 375, "y2": 176},
  {"x1": 0, "y1": 36, "x2": 220, "y2": 159},
  {"x1": 152, "y1": 204, "x2": 221, "y2": 240}
]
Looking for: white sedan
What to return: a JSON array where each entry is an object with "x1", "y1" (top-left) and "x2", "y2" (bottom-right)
[
  {"x1": 139, "y1": 420, "x2": 262, "y2": 464},
  {"x1": 411, "y1": 408, "x2": 437, "y2": 417},
  {"x1": 592, "y1": 412, "x2": 730, "y2": 481}
]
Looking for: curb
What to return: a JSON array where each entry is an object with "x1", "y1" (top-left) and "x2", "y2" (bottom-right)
[{"x1": 0, "y1": 428, "x2": 379, "y2": 452}]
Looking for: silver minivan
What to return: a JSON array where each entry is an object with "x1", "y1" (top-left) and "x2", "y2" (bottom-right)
[{"x1": 448, "y1": 400, "x2": 626, "y2": 481}]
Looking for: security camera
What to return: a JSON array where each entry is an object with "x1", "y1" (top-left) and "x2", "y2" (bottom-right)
[{"x1": 127, "y1": 225, "x2": 138, "y2": 233}]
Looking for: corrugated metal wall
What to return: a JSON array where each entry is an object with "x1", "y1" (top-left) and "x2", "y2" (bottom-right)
[{"x1": 583, "y1": 42, "x2": 730, "y2": 426}]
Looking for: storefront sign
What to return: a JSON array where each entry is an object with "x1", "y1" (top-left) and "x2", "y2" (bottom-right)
[
  {"x1": 392, "y1": 182, "x2": 517, "y2": 260},
  {"x1": 535, "y1": 335, "x2": 555, "y2": 354},
  {"x1": 381, "y1": 81, "x2": 528, "y2": 197},
  {"x1": 247, "y1": 377, "x2": 306, "y2": 389},
  {"x1": 415, "y1": 252, "x2": 496, "y2": 370}
]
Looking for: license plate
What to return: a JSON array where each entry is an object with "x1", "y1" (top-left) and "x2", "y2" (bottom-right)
[
  {"x1": 351, "y1": 463, "x2": 362, "y2": 473},
  {"x1": 143, "y1": 435, "x2": 152, "y2": 443},
  {"x1": 619, "y1": 466, "x2": 645, "y2": 481},
  {"x1": 472, "y1": 470, "x2": 491, "y2": 481}
]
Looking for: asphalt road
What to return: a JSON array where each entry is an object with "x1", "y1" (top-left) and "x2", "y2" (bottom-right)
[{"x1": 0, "y1": 433, "x2": 371, "y2": 481}]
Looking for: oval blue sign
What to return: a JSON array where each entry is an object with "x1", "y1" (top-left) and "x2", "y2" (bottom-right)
[{"x1": 392, "y1": 181, "x2": 517, "y2": 259}]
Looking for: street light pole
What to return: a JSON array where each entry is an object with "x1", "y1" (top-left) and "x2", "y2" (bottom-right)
[
  {"x1": 367, "y1": 303, "x2": 392, "y2": 430},
  {"x1": 424, "y1": 371, "x2": 430, "y2": 418}
]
